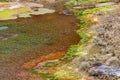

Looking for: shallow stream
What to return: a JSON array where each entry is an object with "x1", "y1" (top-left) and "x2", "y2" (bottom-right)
[{"x1": 0, "y1": 12, "x2": 80, "y2": 80}]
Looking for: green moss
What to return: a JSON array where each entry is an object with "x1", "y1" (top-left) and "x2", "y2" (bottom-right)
[
  {"x1": 74, "y1": 5, "x2": 117, "y2": 16},
  {"x1": 0, "y1": 8, "x2": 31, "y2": 19},
  {"x1": 58, "y1": 5, "x2": 118, "y2": 64},
  {"x1": 59, "y1": 45, "x2": 79, "y2": 63},
  {"x1": 58, "y1": 5, "x2": 118, "y2": 66},
  {"x1": 42, "y1": 62, "x2": 58, "y2": 70},
  {"x1": 27, "y1": 4, "x2": 119, "y2": 80},
  {"x1": 65, "y1": 0, "x2": 112, "y2": 7},
  {"x1": 74, "y1": 0, "x2": 111, "y2": 3},
  {"x1": 0, "y1": 0, "x2": 12, "y2": 2},
  {"x1": 0, "y1": 7, "x2": 55, "y2": 20},
  {"x1": 52, "y1": 4, "x2": 119, "y2": 80},
  {"x1": 74, "y1": 5, "x2": 117, "y2": 44},
  {"x1": 29, "y1": 69, "x2": 61, "y2": 80}
]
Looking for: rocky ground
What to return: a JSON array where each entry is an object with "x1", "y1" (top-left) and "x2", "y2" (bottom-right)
[
  {"x1": 21, "y1": 0, "x2": 69, "y2": 11},
  {"x1": 94, "y1": 8, "x2": 120, "y2": 54},
  {"x1": 72, "y1": 6, "x2": 120, "y2": 80}
]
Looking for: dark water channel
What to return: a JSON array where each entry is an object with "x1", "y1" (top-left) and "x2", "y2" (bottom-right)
[{"x1": 0, "y1": 12, "x2": 80, "y2": 80}]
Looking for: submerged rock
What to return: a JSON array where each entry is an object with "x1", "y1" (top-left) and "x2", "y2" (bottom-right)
[{"x1": 59, "y1": 10, "x2": 73, "y2": 15}]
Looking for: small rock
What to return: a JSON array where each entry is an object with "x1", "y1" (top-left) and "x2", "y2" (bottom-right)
[
  {"x1": 95, "y1": 2, "x2": 116, "y2": 7},
  {"x1": 73, "y1": 6, "x2": 85, "y2": 10},
  {"x1": 105, "y1": 57, "x2": 120, "y2": 67},
  {"x1": 0, "y1": 36, "x2": 4, "y2": 39},
  {"x1": 25, "y1": 2, "x2": 44, "y2": 8},
  {"x1": 2, "y1": 38, "x2": 8, "y2": 41},
  {"x1": 12, "y1": 34, "x2": 18, "y2": 38},
  {"x1": 9, "y1": 4, "x2": 23, "y2": 9},
  {"x1": 80, "y1": 62, "x2": 91, "y2": 72}
]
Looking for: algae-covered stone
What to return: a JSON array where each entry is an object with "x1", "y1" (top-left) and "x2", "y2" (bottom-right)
[
  {"x1": 0, "y1": 7, "x2": 31, "y2": 20},
  {"x1": 0, "y1": 16, "x2": 17, "y2": 20},
  {"x1": 0, "y1": 7, "x2": 55, "y2": 20},
  {"x1": 18, "y1": 13, "x2": 31, "y2": 18},
  {"x1": 30, "y1": 8, "x2": 55, "y2": 15},
  {"x1": 25, "y1": 2, "x2": 44, "y2": 8}
]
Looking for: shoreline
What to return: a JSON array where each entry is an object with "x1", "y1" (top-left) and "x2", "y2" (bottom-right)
[
  {"x1": 20, "y1": 4, "x2": 119, "y2": 80},
  {"x1": 70, "y1": 5, "x2": 120, "y2": 80}
]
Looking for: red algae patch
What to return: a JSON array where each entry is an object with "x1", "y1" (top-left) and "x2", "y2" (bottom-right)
[{"x1": 23, "y1": 51, "x2": 66, "y2": 69}]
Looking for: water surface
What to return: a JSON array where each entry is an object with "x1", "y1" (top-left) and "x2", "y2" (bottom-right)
[{"x1": 0, "y1": 13, "x2": 80, "y2": 80}]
